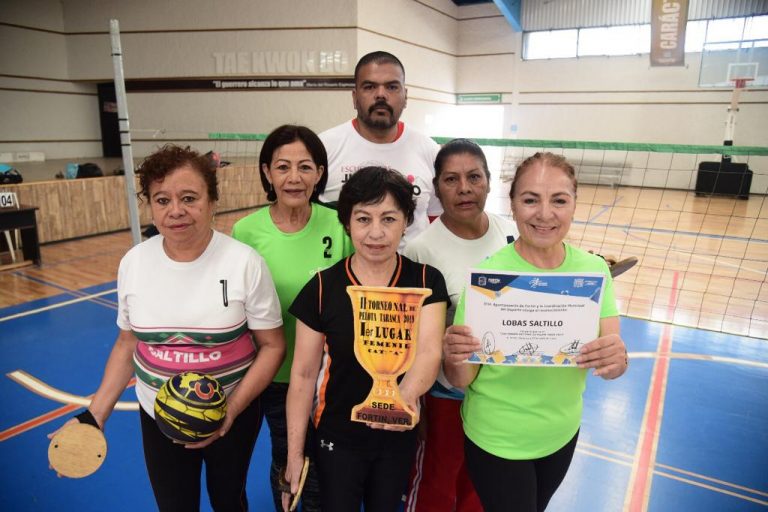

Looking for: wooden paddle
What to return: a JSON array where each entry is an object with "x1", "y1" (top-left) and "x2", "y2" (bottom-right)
[
  {"x1": 279, "y1": 456, "x2": 310, "y2": 512},
  {"x1": 48, "y1": 422, "x2": 107, "y2": 478}
]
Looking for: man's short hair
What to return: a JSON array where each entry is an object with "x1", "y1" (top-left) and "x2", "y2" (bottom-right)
[{"x1": 354, "y1": 51, "x2": 405, "y2": 83}]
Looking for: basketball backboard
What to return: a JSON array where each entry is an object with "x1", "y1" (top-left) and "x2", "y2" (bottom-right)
[{"x1": 699, "y1": 40, "x2": 767, "y2": 88}]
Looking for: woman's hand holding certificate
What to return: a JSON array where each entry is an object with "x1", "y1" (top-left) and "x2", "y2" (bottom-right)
[
  {"x1": 442, "y1": 325, "x2": 482, "y2": 389},
  {"x1": 575, "y1": 328, "x2": 628, "y2": 380},
  {"x1": 443, "y1": 323, "x2": 628, "y2": 384},
  {"x1": 443, "y1": 325, "x2": 481, "y2": 365}
]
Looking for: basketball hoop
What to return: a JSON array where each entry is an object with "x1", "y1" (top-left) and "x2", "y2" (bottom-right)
[
  {"x1": 722, "y1": 64, "x2": 758, "y2": 162},
  {"x1": 732, "y1": 78, "x2": 752, "y2": 89}
]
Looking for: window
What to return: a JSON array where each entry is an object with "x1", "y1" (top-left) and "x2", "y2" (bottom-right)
[
  {"x1": 685, "y1": 20, "x2": 707, "y2": 52},
  {"x1": 578, "y1": 24, "x2": 650, "y2": 56},
  {"x1": 523, "y1": 30, "x2": 577, "y2": 59},
  {"x1": 523, "y1": 15, "x2": 768, "y2": 60},
  {"x1": 744, "y1": 15, "x2": 768, "y2": 40},
  {"x1": 705, "y1": 18, "x2": 745, "y2": 43}
]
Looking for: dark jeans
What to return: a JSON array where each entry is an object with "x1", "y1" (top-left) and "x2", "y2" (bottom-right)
[
  {"x1": 464, "y1": 431, "x2": 579, "y2": 512},
  {"x1": 262, "y1": 382, "x2": 321, "y2": 512},
  {"x1": 140, "y1": 398, "x2": 262, "y2": 512}
]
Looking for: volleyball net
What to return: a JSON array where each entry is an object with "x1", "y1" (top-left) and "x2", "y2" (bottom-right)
[
  {"x1": 132, "y1": 130, "x2": 768, "y2": 337},
  {"x1": 482, "y1": 138, "x2": 767, "y2": 339}
]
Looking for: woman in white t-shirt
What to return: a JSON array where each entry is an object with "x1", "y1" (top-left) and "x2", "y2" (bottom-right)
[
  {"x1": 50, "y1": 144, "x2": 286, "y2": 511},
  {"x1": 404, "y1": 138, "x2": 518, "y2": 512}
]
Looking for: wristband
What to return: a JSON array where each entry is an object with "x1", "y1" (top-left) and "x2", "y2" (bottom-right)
[{"x1": 75, "y1": 409, "x2": 101, "y2": 429}]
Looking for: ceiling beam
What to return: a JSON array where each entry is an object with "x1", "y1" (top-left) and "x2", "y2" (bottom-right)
[{"x1": 493, "y1": 0, "x2": 521, "y2": 32}]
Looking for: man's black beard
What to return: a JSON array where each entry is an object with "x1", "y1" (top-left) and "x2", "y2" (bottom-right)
[
  {"x1": 358, "y1": 101, "x2": 398, "y2": 131},
  {"x1": 359, "y1": 114, "x2": 398, "y2": 131}
]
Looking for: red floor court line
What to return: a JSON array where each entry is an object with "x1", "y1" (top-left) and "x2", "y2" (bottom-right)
[
  {"x1": 0, "y1": 403, "x2": 82, "y2": 442},
  {"x1": 0, "y1": 377, "x2": 137, "y2": 442},
  {"x1": 625, "y1": 271, "x2": 679, "y2": 512}
]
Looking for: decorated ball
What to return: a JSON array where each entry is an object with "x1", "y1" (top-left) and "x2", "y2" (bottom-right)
[{"x1": 154, "y1": 372, "x2": 227, "y2": 443}]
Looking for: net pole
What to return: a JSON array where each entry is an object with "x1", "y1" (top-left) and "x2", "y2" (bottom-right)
[{"x1": 110, "y1": 19, "x2": 141, "y2": 246}]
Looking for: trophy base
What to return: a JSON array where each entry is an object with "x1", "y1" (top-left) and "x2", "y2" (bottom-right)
[{"x1": 351, "y1": 403, "x2": 416, "y2": 427}]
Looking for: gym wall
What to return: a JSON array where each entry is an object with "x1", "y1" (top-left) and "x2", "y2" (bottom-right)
[{"x1": 1, "y1": 0, "x2": 766, "y2": 161}]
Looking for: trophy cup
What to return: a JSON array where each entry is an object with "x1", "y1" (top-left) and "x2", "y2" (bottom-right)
[{"x1": 347, "y1": 285, "x2": 432, "y2": 428}]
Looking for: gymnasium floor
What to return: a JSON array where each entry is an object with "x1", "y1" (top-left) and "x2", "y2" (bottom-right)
[{"x1": 1, "y1": 196, "x2": 767, "y2": 511}]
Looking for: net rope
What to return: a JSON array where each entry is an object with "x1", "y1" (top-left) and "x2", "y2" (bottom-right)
[{"x1": 132, "y1": 130, "x2": 767, "y2": 337}]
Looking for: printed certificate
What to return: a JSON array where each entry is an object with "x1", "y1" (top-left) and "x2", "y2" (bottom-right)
[{"x1": 464, "y1": 271, "x2": 605, "y2": 366}]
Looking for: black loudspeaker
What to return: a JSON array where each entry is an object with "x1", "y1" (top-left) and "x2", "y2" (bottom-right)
[{"x1": 695, "y1": 161, "x2": 752, "y2": 199}]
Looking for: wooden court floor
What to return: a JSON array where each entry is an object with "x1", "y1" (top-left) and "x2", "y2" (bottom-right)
[
  {"x1": 488, "y1": 184, "x2": 768, "y2": 339},
  {"x1": 575, "y1": 186, "x2": 767, "y2": 339},
  {"x1": 0, "y1": 210, "x2": 248, "y2": 309},
  {"x1": 2, "y1": 183, "x2": 767, "y2": 338}
]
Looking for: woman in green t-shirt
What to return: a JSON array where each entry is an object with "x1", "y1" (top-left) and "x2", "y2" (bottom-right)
[
  {"x1": 443, "y1": 152, "x2": 629, "y2": 512},
  {"x1": 232, "y1": 125, "x2": 354, "y2": 512}
]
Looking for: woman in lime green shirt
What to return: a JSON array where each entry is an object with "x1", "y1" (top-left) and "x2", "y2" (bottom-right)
[
  {"x1": 232, "y1": 125, "x2": 353, "y2": 511},
  {"x1": 443, "y1": 152, "x2": 629, "y2": 512}
]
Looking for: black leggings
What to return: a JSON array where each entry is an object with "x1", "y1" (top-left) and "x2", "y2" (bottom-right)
[
  {"x1": 140, "y1": 399, "x2": 262, "y2": 512},
  {"x1": 314, "y1": 438, "x2": 416, "y2": 512},
  {"x1": 464, "y1": 431, "x2": 578, "y2": 512}
]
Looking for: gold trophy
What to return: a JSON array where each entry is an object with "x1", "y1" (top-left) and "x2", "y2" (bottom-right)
[{"x1": 347, "y1": 286, "x2": 432, "y2": 428}]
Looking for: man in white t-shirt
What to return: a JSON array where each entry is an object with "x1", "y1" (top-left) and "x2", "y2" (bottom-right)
[{"x1": 320, "y1": 51, "x2": 441, "y2": 244}]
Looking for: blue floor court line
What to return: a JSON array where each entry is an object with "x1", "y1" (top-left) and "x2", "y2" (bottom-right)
[
  {"x1": 671, "y1": 324, "x2": 768, "y2": 363},
  {"x1": 649, "y1": 472, "x2": 767, "y2": 512},
  {"x1": 12, "y1": 273, "x2": 118, "y2": 307},
  {"x1": 573, "y1": 219, "x2": 768, "y2": 244},
  {"x1": 0, "y1": 282, "x2": 118, "y2": 320},
  {"x1": 587, "y1": 195, "x2": 623, "y2": 223}
]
